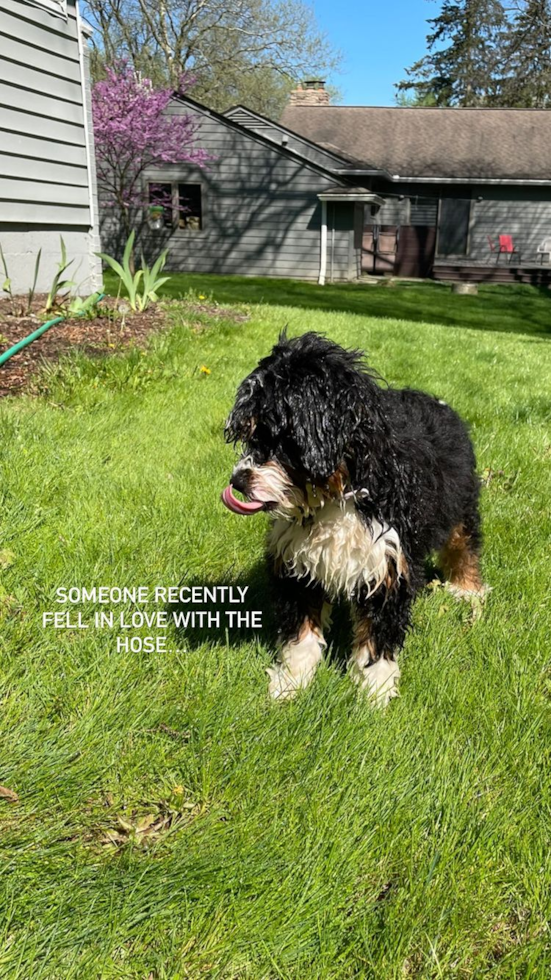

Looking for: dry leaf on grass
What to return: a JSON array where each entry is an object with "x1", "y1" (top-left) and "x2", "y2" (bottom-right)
[
  {"x1": 99, "y1": 806, "x2": 194, "y2": 850},
  {"x1": 0, "y1": 785, "x2": 19, "y2": 802}
]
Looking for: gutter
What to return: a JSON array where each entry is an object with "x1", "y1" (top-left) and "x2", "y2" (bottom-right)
[
  {"x1": 335, "y1": 170, "x2": 551, "y2": 186},
  {"x1": 76, "y1": 2, "x2": 96, "y2": 235}
]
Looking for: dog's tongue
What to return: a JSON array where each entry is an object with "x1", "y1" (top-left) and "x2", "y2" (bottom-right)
[{"x1": 221, "y1": 485, "x2": 265, "y2": 515}]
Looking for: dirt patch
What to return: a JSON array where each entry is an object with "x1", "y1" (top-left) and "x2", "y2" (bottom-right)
[{"x1": 0, "y1": 295, "x2": 166, "y2": 398}]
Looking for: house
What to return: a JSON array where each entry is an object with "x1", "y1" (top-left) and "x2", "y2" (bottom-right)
[
  {"x1": 101, "y1": 82, "x2": 551, "y2": 285},
  {"x1": 0, "y1": 0, "x2": 102, "y2": 295}
]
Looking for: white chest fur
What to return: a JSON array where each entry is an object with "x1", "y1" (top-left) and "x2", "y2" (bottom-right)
[{"x1": 268, "y1": 499, "x2": 403, "y2": 600}]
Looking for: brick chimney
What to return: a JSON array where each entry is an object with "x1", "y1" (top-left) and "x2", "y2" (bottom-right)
[{"x1": 288, "y1": 80, "x2": 330, "y2": 107}]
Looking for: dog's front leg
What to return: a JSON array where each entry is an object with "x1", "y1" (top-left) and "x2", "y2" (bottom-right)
[
  {"x1": 349, "y1": 578, "x2": 414, "y2": 707},
  {"x1": 267, "y1": 572, "x2": 331, "y2": 700}
]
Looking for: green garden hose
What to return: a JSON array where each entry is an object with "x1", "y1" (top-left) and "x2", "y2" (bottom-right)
[{"x1": 0, "y1": 293, "x2": 105, "y2": 368}]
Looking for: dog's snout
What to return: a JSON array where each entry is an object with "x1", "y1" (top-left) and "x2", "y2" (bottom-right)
[{"x1": 231, "y1": 467, "x2": 251, "y2": 495}]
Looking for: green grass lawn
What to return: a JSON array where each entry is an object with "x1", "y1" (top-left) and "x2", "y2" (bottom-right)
[
  {"x1": 1, "y1": 291, "x2": 550, "y2": 977},
  {"x1": 105, "y1": 270, "x2": 551, "y2": 338}
]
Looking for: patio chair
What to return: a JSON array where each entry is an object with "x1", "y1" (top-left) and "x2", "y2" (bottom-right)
[
  {"x1": 536, "y1": 237, "x2": 551, "y2": 264},
  {"x1": 498, "y1": 234, "x2": 519, "y2": 263},
  {"x1": 488, "y1": 234, "x2": 519, "y2": 263}
]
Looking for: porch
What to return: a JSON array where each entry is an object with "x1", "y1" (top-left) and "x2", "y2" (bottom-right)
[{"x1": 433, "y1": 257, "x2": 551, "y2": 286}]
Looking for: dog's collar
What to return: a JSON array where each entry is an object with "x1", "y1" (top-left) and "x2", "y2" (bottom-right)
[{"x1": 343, "y1": 488, "x2": 370, "y2": 502}]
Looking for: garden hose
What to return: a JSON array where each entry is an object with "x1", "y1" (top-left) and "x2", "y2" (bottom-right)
[{"x1": 0, "y1": 293, "x2": 105, "y2": 368}]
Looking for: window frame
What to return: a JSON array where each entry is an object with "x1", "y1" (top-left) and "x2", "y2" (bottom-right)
[
  {"x1": 177, "y1": 182, "x2": 203, "y2": 232},
  {"x1": 145, "y1": 179, "x2": 204, "y2": 233}
]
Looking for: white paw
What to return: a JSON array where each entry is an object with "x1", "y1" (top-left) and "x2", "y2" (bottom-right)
[
  {"x1": 352, "y1": 656, "x2": 401, "y2": 707},
  {"x1": 445, "y1": 582, "x2": 492, "y2": 601},
  {"x1": 267, "y1": 632, "x2": 324, "y2": 700},
  {"x1": 267, "y1": 664, "x2": 301, "y2": 700}
]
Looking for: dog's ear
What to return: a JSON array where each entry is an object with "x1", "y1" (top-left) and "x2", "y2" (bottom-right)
[
  {"x1": 225, "y1": 374, "x2": 260, "y2": 444},
  {"x1": 286, "y1": 373, "x2": 367, "y2": 481}
]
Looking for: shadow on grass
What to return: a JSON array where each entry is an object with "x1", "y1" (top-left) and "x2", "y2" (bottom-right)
[
  {"x1": 138, "y1": 273, "x2": 551, "y2": 339},
  {"x1": 169, "y1": 563, "x2": 356, "y2": 669},
  {"x1": 170, "y1": 557, "x2": 443, "y2": 669}
]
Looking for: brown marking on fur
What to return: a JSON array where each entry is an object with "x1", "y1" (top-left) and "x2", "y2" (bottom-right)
[
  {"x1": 294, "y1": 612, "x2": 327, "y2": 646},
  {"x1": 326, "y1": 462, "x2": 349, "y2": 499},
  {"x1": 440, "y1": 524, "x2": 483, "y2": 592},
  {"x1": 352, "y1": 611, "x2": 378, "y2": 664}
]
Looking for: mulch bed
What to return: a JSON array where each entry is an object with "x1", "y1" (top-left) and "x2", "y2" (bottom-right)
[
  {"x1": 0, "y1": 295, "x2": 165, "y2": 398},
  {"x1": 0, "y1": 294, "x2": 250, "y2": 398}
]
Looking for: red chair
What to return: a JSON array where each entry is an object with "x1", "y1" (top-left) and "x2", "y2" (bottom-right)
[
  {"x1": 488, "y1": 235, "x2": 519, "y2": 263},
  {"x1": 501, "y1": 235, "x2": 519, "y2": 263}
]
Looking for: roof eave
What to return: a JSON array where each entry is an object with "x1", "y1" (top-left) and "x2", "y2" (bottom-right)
[{"x1": 336, "y1": 170, "x2": 551, "y2": 185}]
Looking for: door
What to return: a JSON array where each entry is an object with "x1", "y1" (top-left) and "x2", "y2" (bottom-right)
[
  {"x1": 395, "y1": 226, "x2": 436, "y2": 278},
  {"x1": 361, "y1": 225, "x2": 399, "y2": 274}
]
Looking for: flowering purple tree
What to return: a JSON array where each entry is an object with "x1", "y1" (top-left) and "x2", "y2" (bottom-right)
[{"x1": 92, "y1": 64, "x2": 208, "y2": 249}]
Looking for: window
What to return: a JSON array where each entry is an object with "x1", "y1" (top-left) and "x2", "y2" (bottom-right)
[
  {"x1": 178, "y1": 184, "x2": 202, "y2": 231},
  {"x1": 437, "y1": 198, "x2": 472, "y2": 256},
  {"x1": 148, "y1": 183, "x2": 174, "y2": 228}
]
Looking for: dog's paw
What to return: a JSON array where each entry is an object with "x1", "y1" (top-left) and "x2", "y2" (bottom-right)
[
  {"x1": 267, "y1": 665, "x2": 301, "y2": 701},
  {"x1": 351, "y1": 656, "x2": 401, "y2": 708},
  {"x1": 445, "y1": 581, "x2": 492, "y2": 601}
]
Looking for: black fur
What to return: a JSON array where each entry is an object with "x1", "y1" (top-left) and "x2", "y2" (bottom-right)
[{"x1": 225, "y1": 331, "x2": 482, "y2": 666}]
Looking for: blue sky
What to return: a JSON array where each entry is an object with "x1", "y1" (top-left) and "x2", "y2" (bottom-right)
[{"x1": 313, "y1": 0, "x2": 433, "y2": 105}]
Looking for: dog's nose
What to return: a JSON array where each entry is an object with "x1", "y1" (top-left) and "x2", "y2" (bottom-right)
[{"x1": 231, "y1": 467, "x2": 251, "y2": 495}]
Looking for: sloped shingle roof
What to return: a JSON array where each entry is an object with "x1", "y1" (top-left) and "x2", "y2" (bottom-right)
[{"x1": 279, "y1": 105, "x2": 551, "y2": 181}]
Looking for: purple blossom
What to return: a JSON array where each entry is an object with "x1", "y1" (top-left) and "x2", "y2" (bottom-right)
[{"x1": 92, "y1": 65, "x2": 209, "y2": 232}]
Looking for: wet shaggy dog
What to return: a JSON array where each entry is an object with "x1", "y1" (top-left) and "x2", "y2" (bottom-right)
[{"x1": 221, "y1": 332, "x2": 486, "y2": 704}]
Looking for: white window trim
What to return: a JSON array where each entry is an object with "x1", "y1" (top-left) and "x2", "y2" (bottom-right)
[{"x1": 23, "y1": 0, "x2": 68, "y2": 20}]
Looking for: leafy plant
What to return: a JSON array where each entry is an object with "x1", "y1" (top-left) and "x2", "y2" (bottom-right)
[
  {"x1": 0, "y1": 243, "x2": 41, "y2": 316},
  {"x1": 0, "y1": 243, "x2": 12, "y2": 299},
  {"x1": 26, "y1": 249, "x2": 42, "y2": 315},
  {"x1": 67, "y1": 292, "x2": 103, "y2": 318},
  {"x1": 97, "y1": 232, "x2": 170, "y2": 311},
  {"x1": 44, "y1": 237, "x2": 76, "y2": 313}
]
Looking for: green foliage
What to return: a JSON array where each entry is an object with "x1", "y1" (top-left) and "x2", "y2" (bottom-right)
[
  {"x1": 44, "y1": 237, "x2": 76, "y2": 313},
  {"x1": 0, "y1": 242, "x2": 12, "y2": 297},
  {"x1": 67, "y1": 291, "x2": 104, "y2": 318},
  {"x1": 25, "y1": 249, "x2": 43, "y2": 316},
  {"x1": 83, "y1": 0, "x2": 341, "y2": 116},
  {"x1": 397, "y1": 0, "x2": 506, "y2": 106},
  {"x1": 97, "y1": 231, "x2": 170, "y2": 312},
  {"x1": 496, "y1": 0, "x2": 551, "y2": 107},
  {"x1": 398, "y1": 0, "x2": 551, "y2": 108}
]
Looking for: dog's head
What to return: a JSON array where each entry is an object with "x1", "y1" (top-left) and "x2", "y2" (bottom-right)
[{"x1": 222, "y1": 332, "x2": 384, "y2": 518}]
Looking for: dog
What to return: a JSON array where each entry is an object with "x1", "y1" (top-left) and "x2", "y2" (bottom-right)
[{"x1": 221, "y1": 331, "x2": 486, "y2": 705}]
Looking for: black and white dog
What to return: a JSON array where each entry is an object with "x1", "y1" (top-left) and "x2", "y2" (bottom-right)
[{"x1": 221, "y1": 332, "x2": 486, "y2": 705}]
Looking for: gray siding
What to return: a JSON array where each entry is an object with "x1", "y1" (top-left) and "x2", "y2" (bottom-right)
[
  {"x1": 364, "y1": 197, "x2": 408, "y2": 227},
  {"x1": 224, "y1": 107, "x2": 354, "y2": 178},
  {"x1": 101, "y1": 102, "x2": 357, "y2": 282},
  {"x1": 461, "y1": 187, "x2": 551, "y2": 264},
  {"x1": 0, "y1": 0, "x2": 102, "y2": 293}
]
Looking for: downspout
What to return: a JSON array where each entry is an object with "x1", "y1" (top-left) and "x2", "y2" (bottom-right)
[
  {"x1": 330, "y1": 204, "x2": 335, "y2": 283},
  {"x1": 76, "y1": 1, "x2": 101, "y2": 291},
  {"x1": 318, "y1": 200, "x2": 327, "y2": 286}
]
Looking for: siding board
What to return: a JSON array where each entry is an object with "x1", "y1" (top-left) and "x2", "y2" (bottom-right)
[
  {"x1": 0, "y1": 201, "x2": 90, "y2": 223},
  {"x1": 0, "y1": 130, "x2": 87, "y2": 167},
  {"x1": 0, "y1": 0, "x2": 101, "y2": 292},
  {"x1": 0, "y1": 35, "x2": 82, "y2": 82},
  {"x1": 0, "y1": 152, "x2": 88, "y2": 185},
  {"x1": 0, "y1": 59, "x2": 83, "y2": 104},
  {"x1": 0, "y1": 9, "x2": 79, "y2": 61},
  {"x1": 0, "y1": 106, "x2": 85, "y2": 145},
  {"x1": 0, "y1": 83, "x2": 84, "y2": 125},
  {"x1": 0, "y1": 177, "x2": 89, "y2": 206}
]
